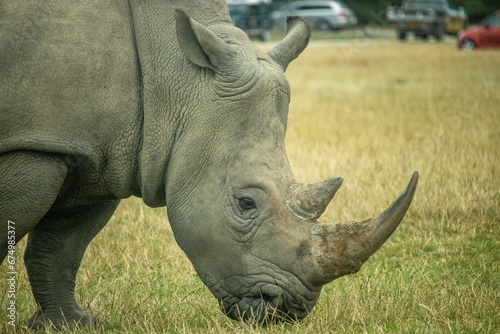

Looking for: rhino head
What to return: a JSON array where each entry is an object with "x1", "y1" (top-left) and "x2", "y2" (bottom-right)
[{"x1": 161, "y1": 10, "x2": 418, "y2": 323}]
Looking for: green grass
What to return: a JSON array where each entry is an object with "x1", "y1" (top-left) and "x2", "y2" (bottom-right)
[{"x1": 2, "y1": 41, "x2": 499, "y2": 333}]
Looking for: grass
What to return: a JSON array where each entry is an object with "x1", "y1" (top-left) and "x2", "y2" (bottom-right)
[{"x1": 1, "y1": 39, "x2": 499, "y2": 333}]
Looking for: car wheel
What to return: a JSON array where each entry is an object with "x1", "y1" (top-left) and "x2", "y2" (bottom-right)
[
  {"x1": 398, "y1": 30, "x2": 407, "y2": 41},
  {"x1": 316, "y1": 20, "x2": 331, "y2": 31},
  {"x1": 460, "y1": 39, "x2": 476, "y2": 50},
  {"x1": 415, "y1": 33, "x2": 429, "y2": 40},
  {"x1": 434, "y1": 24, "x2": 444, "y2": 41}
]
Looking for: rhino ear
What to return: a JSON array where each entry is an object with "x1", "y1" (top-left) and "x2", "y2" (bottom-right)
[
  {"x1": 175, "y1": 9, "x2": 235, "y2": 71},
  {"x1": 268, "y1": 16, "x2": 311, "y2": 71}
]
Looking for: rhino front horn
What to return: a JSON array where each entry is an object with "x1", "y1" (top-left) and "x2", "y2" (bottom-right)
[
  {"x1": 308, "y1": 171, "x2": 419, "y2": 285},
  {"x1": 287, "y1": 177, "x2": 344, "y2": 220}
]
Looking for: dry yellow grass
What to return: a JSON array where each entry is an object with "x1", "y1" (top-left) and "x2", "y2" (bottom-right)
[
  {"x1": 286, "y1": 41, "x2": 498, "y2": 219},
  {"x1": 1, "y1": 40, "x2": 499, "y2": 333}
]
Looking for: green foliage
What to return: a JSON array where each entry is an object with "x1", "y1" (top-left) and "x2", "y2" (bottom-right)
[
  {"x1": 344, "y1": 0, "x2": 388, "y2": 25},
  {"x1": 1, "y1": 41, "x2": 499, "y2": 333},
  {"x1": 452, "y1": 0, "x2": 500, "y2": 22}
]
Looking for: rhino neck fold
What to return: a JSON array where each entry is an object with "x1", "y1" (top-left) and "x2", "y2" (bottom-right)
[
  {"x1": 129, "y1": 1, "x2": 232, "y2": 207},
  {"x1": 129, "y1": 0, "x2": 174, "y2": 207}
]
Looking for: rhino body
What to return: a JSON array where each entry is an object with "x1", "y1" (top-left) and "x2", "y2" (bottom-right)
[{"x1": 0, "y1": 0, "x2": 418, "y2": 328}]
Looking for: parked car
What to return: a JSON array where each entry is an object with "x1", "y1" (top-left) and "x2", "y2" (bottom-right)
[
  {"x1": 386, "y1": 0, "x2": 467, "y2": 41},
  {"x1": 458, "y1": 10, "x2": 500, "y2": 50},
  {"x1": 228, "y1": 0, "x2": 273, "y2": 41},
  {"x1": 271, "y1": 1, "x2": 357, "y2": 32}
]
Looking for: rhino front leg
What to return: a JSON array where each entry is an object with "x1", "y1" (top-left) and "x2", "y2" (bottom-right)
[{"x1": 24, "y1": 199, "x2": 119, "y2": 329}]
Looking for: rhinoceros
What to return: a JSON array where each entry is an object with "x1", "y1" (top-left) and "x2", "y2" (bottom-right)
[{"x1": 0, "y1": 0, "x2": 418, "y2": 329}]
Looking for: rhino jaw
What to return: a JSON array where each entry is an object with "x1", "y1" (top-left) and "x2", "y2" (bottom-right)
[{"x1": 305, "y1": 172, "x2": 419, "y2": 285}]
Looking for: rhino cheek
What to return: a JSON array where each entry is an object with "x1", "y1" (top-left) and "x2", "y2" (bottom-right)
[
  {"x1": 164, "y1": 133, "x2": 323, "y2": 322},
  {"x1": 169, "y1": 198, "x2": 324, "y2": 323}
]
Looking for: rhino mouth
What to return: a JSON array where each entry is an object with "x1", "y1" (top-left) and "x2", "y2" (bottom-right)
[
  {"x1": 223, "y1": 293, "x2": 297, "y2": 323},
  {"x1": 224, "y1": 296, "x2": 285, "y2": 323},
  {"x1": 216, "y1": 281, "x2": 319, "y2": 323}
]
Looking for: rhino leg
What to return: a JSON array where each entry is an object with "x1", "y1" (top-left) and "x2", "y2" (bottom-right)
[
  {"x1": 24, "y1": 199, "x2": 119, "y2": 329},
  {"x1": 0, "y1": 151, "x2": 67, "y2": 262}
]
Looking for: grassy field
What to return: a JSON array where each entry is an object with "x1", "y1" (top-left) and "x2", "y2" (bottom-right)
[{"x1": 1, "y1": 40, "x2": 499, "y2": 333}]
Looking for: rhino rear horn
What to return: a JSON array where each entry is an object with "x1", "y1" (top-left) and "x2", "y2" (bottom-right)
[
  {"x1": 268, "y1": 16, "x2": 311, "y2": 71},
  {"x1": 287, "y1": 177, "x2": 343, "y2": 220}
]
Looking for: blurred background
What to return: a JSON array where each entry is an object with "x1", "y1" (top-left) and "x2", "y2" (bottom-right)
[{"x1": 227, "y1": 0, "x2": 500, "y2": 49}]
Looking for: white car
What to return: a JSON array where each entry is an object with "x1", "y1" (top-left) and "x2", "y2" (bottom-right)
[{"x1": 272, "y1": 0, "x2": 358, "y2": 31}]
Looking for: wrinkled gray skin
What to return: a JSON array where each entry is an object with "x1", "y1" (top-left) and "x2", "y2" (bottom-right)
[{"x1": 0, "y1": 0, "x2": 418, "y2": 329}]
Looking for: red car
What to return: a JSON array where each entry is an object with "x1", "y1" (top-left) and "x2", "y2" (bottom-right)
[{"x1": 458, "y1": 10, "x2": 500, "y2": 50}]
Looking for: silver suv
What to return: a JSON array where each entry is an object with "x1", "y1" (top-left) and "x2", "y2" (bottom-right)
[{"x1": 272, "y1": 1, "x2": 358, "y2": 31}]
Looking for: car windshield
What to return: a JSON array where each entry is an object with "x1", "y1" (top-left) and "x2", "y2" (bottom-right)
[
  {"x1": 228, "y1": 4, "x2": 247, "y2": 15},
  {"x1": 405, "y1": 0, "x2": 449, "y2": 11},
  {"x1": 229, "y1": 4, "x2": 271, "y2": 15},
  {"x1": 484, "y1": 12, "x2": 500, "y2": 26},
  {"x1": 296, "y1": 5, "x2": 331, "y2": 10}
]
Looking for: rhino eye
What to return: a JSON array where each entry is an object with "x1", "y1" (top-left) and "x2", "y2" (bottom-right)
[{"x1": 238, "y1": 197, "x2": 256, "y2": 211}]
